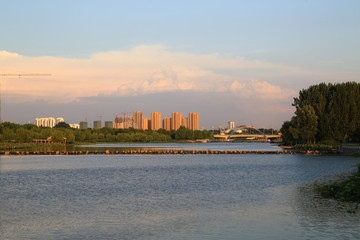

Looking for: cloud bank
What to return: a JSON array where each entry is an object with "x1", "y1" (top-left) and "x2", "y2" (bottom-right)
[{"x1": 1, "y1": 45, "x2": 301, "y2": 103}]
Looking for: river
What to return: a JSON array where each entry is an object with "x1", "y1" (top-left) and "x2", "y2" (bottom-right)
[{"x1": 1, "y1": 143, "x2": 359, "y2": 239}]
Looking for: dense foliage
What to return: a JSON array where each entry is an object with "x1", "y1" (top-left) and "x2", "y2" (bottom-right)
[
  {"x1": 0, "y1": 122, "x2": 213, "y2": 144},
  {"x1": 281, "y1": 82, "x2": 360, "y2": 145}
]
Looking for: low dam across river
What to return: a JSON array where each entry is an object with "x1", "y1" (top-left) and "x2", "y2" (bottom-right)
[{"x1": 1, "y1": 149, "x2": 324, "y2": 155}]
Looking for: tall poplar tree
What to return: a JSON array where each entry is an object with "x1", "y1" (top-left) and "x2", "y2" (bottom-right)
[
  {"x1": 282, "y1": 82, "x2": 360, "y2": 144},
  {"x1": 292, "y1": 105, "x2": 318, "y2": 144}
]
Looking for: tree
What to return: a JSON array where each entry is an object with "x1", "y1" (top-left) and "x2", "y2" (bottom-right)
[
  {"x1": 15, "y1": 128, "x2": 30, "y2": 142},
  {"x1": 280, "y1": 121, "x2": 295, "y2": 145},
  {"x1": 350, "y1": 127, "x2": 360, "y2": 143},
  {"x1": 54, "y1": 122, "x2": 71, "y2": 128},
  {"x1": 175, "y1": 126, "x2": 194, "y2": 140},
  {"x1": 282, "y1": 82, "x2": 360, "y2": 144},
  {"x1": 293, "y1": 105, "x2": 318, "y2": 144},
  {"x1": 51, "y1": 129, "x2": 65, "y2": 142}
]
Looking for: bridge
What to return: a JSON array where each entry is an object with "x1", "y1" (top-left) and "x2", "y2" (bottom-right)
[{"x1": 213, "y1": 125, "x2": 282, "y2": 142}]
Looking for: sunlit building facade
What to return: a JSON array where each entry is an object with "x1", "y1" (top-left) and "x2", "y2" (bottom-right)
[
  {"x1": 142, "y1": 117, "x2": 149, "y2": 130},
  {"x1": 188, "y1": 113, "x2": 200, "y2": 130},
  {"x1": 114, "y1": 117, "x2": 122, "y2": 129},
  {"x1": 151, "y1": 112, "x2": 162, "y2": 130},
  {"x1": 35, "y1": 117, "x2": 64, "y2": 128},
  {"x1": 171, "y1": 112, "x2": 182, "y2": 130},
  {"x1": 181, "y1": 118, "x2": 188, "y2": 128},
  {"x1": 163, "y1": 118, "x2": 171, "y2": 130},
  {"x1": 133, "y1": 111, "x2": 143, "y2": 129},
  {"x1": 123, "y1": 116, "x2": 133, "y2": 129}
]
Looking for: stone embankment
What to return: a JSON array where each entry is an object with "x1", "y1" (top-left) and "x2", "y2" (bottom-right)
[{"x1": 1, "y1": 149, "x2": 308, "y2": 155}]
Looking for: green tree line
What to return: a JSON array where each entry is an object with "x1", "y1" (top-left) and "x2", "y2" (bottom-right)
[
  {"x1": 281, "y1": 82, "x2": 360, "y2": 145},
  {"x1": 0, "y1": 122, "x2": 213, "y2": 144}
]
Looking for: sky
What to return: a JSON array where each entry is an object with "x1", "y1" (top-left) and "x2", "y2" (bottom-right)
[{"x1": 1, "y1": 0, "x2": 359, "y2": 129}]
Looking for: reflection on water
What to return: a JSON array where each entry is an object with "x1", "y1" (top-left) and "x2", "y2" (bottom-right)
[
  {"x1": 12, "y1": 144, "x2": 69, "y2": 153},
  {"x1": 292, "y1": 181, "x2": 360, "y2": 239},
  {"x1": 1, "y1": 145, "x2": 360, "y2": 240}
]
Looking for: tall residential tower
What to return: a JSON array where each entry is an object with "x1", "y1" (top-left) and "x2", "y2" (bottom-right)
[
  {"x1": 133, "y1": 111, "x2": 143, "y2": 129},
  {"x1": 150, "y1": 112, "x2": 162, "y2": 130},
  {"x1": 171, "y1": 112, "x2": 182, "y2": 130},
  {"x1": 188, "y1": 113, "x2": 200, "y2": 130}
]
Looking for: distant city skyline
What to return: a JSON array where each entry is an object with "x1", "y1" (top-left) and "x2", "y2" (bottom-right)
[
  {"x1": 30, "y1": 112, "x2": 201, "y2": 130},
  {"x1": 83, "y1": 111, "x2": 200, "y2": 130},
  {"x1": 2, "y1": 1, "x2": 359, "y2": 129}
]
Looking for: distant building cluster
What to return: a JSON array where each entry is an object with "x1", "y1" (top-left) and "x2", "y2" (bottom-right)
[
  {"x1": 80, "y1": 112, "x2": 200, "y2": 130},
  {"x1": 35, "y1": 117, "x2": 65, "y2": 128},
  {"x1": 35, "y1": 112, "x2": 200, "y2": 130}
]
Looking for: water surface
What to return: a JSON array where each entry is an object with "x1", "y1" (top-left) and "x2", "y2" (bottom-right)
[{"x1": 1, "y1": 143, "x2": 359, "y2": 239}]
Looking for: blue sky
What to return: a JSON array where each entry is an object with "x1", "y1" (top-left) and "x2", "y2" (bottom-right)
[{"x1": 1, "y1": 0, "x2": 359, "y2": 128}]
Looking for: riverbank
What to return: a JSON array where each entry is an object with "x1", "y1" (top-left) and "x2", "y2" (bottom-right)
[{"x1": 317, "y1": 165, "x2": 360, "y2": 212}]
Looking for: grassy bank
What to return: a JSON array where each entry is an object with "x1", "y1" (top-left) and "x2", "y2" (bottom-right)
[
  {"x1": 294, "y1": 143, "x2": 340, "y2": 152},
  {"x1": 318, "y1": 164, "x2": 360, "y2": 213}
]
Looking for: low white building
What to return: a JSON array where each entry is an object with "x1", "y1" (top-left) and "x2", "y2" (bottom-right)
[{"x1": 35, "y1": 117, "x2": 65, "y2": 128}]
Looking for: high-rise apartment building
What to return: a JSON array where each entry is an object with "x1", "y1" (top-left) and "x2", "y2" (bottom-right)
[
  {"x1": 115, "y1": 117, "x2": 122, "y2": 123},
  {"x1": 188, "y1": 113, "x2": 200, "y2": 130},
  {"x1": 93, "y1": 120, "x2": 102, "y2": 129},
  {"x1": 80, "y1": 121, "x2": 88, "y2": 129},
  {"x1": 133, "y1": 111, "x2": 143, "y2": 129},
  {"x1": 171, "y1": 112, "x2": 182, "y2": 130},
  {"x1": 147, "y1": 119, "x2": 151, "y2": 130},
  {"x1": 151, "y1": 112, "x2": 162, "y2": 130},
  {"x1": 163, "y1": 118, "x2": 171, "y2": 130},
  {"x1": 113, "y1": 117, "x2": 122, "y2": 129},
  {"x1": 142, "y1": 117, "x2": 149, "y2": 130},
  {"x1": 123, "y1": 116, "x2": 133, "y2": 129},
  {"x1": 105, "y1": 121, "x2": 113, "y2": 128},
  {"x1": 181, "y1": 118, "x2": 188, "y2": 128}
]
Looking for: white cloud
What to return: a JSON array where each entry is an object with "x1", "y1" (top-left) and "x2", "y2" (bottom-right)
[
  {"x1": 229, "y1": 80, "x2": 296, "y2": 100},
  {"x1": 0, "y1": 51, "x2": 20, "y2": 58},
  {"x1": 1, "y1": 45, "x2": 342, "y2": 105}
]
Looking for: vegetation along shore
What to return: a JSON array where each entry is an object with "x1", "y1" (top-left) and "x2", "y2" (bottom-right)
[{"x1": 317, "y1": 164, "x2": 360, "y2": 213}]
